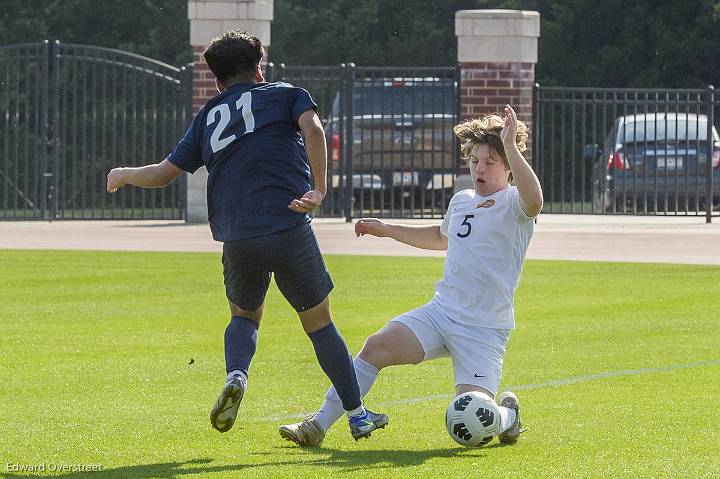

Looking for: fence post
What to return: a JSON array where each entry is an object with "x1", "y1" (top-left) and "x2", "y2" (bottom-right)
[
  {"x1": 707, "y1": 85, "x2": 715, "y2": 224},
  {"x1": 179, "y1": 63, "x2": 194, "y2": 221},
  {"x1": 532, "y1": 82, "x2": 540, "y2": 221},
  {"x1": 532, "y1": 83, "x2": 540, "y2": 175},
  {"x1": 37, "y1": 40, "x2": 50, "y2": 220},
  {"x1": 454, "y1": 64, "x2": 462, "y2": 182},
  {"x1": 343, "y1": 63, "x2": 355, "y2": 222}
]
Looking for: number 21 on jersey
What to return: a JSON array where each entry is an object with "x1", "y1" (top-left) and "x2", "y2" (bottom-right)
[{"x1": 207, "y1": 91, "x2": 255, "y2": 153}]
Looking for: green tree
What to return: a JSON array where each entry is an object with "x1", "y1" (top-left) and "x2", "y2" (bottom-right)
[
  {"x1": 2, "y1": 0, "x2": 720, "y2": 87},
  {"x1": 0, "y1": 0, "x2": 190, "y2": 66},
  {"x1": 536, "y1": 0, "x2": 720, "y2": 88},
  {"x1": 270, "y1": 0, "x2": 529, "y2": 66}
]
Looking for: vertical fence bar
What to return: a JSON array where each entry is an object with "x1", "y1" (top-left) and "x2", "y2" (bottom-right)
[
  {"x1": 532, "y1": 83, "x2": 540, "y2": 205},
  {"x1": 50, "y1": 41, "x2": 61, "y2": 219},
  {"x1": 39, "y1": 41, "x2": 50, "y2": 219},
  {"x1": 707, "y1": 86, "x2": 714, "y2": 223},
  {"x1": 453, "y1": 65, "x2": 462, "y2": 209},
  {"x1": 343, "y1": 63, "x2": 354, "y2": 222}
]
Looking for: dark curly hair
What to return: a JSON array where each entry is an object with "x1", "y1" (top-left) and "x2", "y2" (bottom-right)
[{"x1": 203, "y1": 30, "x2": 263, "y2": 84}]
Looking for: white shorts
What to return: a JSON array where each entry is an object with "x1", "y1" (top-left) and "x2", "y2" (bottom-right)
[{"x1": 390, "y1": 299, "x2": 510, "y2": 395}]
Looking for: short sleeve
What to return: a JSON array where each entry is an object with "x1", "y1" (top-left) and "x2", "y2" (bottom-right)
[
  {"x1": 167, "y1": 120, "x2": 203, "y2": 174},
  {"x1": 440, "y1": 194, "x2": 460, "y2": 237},
  {"x1": 289, "y1": 87, "x2": 317, "y2": 126},
  {"x1": 510, "y1": 187, "x2": 536, "y2": 222}
]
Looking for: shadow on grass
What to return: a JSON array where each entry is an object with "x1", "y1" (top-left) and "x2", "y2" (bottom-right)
[{"x1": 1, "y1": 445, "x2": 503, "y2": 478}]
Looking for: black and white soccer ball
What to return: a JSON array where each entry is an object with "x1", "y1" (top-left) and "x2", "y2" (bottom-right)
[{"x1": 445, "y1": 391, "x2": 499, "y2": 447}]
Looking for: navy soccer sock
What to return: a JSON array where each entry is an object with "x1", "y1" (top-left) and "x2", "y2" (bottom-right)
[
  {"x1": 307, "y1": 322, "x2": 362, "y2": 412},
  {"x1": 224, "y1": 316, "x2": 259, "y2": 377}
]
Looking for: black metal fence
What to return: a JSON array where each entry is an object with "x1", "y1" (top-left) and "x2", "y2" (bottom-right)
[
  {"x1": 269, "y1": 63, "x2": 461, "y2": 219},
  {"x1": 0, "y1": 41, "x2": 191, "y2": 220},
  {"x1": 534, "y1": 86, "x2": 719, "y2": 222},
  {"x1": 6, "y1": 47, "x2": 716, "y2": 223}
]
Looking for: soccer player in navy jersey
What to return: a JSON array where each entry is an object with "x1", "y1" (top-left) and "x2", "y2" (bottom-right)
[{"x1": 106, "y1": 30, "x2": 387, "y2": 441}]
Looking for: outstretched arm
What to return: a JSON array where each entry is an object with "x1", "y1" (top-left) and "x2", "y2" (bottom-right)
[
  {"x1": 107, "y1": 159, "x2": 183, "y2": 192},
  {"x1": 355, "y1": 218, "x2": 448, "y2": 250},
  {"x1": 501, "y1": 105, "x2": 543, "y2": 217}
]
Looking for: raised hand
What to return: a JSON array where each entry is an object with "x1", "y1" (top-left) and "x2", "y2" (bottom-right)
[{"x1": 500, "y1": 104, "x2": 518, "y2": 147}]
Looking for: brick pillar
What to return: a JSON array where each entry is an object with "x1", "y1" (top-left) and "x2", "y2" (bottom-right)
[
  {"x1": 454, "y1": 10, "x2": 540, "y2": 191},
  {"x1": 186, "y1": 0, "x2": 274, "y2": 223}
]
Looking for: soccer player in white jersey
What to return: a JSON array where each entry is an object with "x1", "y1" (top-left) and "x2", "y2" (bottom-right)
[{"x1": 278, "y1": 104, "x2": 543, "y2": 447}]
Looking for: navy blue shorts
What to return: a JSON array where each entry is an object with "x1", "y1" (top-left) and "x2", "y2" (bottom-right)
[{"x1": 221, "y1": 222, "x2": 334, "y2": 313}]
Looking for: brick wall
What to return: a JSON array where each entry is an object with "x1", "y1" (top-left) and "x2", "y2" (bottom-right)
[
  {"x1": 459, "y1": 61, "x2": 535, "y2": 161},
  {"x1": 192, "y1": 45, "x2": 216, "y2": 114}
]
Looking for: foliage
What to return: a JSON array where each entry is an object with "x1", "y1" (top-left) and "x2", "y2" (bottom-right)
[
  {"x1": 0, "y1": 0, "x2": 191, "y2": 65},
  {"x1": 1, "y1": 0, "x2": 720, "y2": 86}
]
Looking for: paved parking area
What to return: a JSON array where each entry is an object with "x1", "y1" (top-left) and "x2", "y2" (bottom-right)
[{"x1": 0, "y1": 215, "x2": 718, "y2": 265}]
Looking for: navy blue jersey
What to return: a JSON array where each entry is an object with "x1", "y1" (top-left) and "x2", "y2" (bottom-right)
[{"x1": 168, "y1": 81, "x2": 317, "y2": 241}]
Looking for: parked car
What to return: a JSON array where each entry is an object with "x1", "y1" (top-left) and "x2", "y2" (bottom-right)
[
  {"x1": 325, "y1": 78, "x2": 457, "y2": 207},
  {"x1": 588, "y1": 113, "x2": 720, "y2": 212}
]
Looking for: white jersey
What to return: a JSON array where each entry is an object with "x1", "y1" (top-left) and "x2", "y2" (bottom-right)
[{"x1": 435, "y1": 186, "x2": 535, "y2": 329}]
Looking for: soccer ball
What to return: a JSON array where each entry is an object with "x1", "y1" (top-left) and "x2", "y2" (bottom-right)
[{"x1": 445, "y1": 391, "x2": 499, "y2": 447}]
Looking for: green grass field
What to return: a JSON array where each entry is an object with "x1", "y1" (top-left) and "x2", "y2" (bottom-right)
[{"x1": 1, "y1": 249, "x2": 718, "y2": 478}]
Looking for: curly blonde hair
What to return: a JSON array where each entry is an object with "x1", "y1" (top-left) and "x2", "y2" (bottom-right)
[{"x1": 453, "y1": 114, "x2": 528, "y2": 168}]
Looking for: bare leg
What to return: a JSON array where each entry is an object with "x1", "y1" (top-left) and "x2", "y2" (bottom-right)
[
  {"x1": 455, "y1": 384, "x2": 494, "y2": 398},
  {"x1": 229, "y1": 301, "x2": 263, "y2": 324},
  {"x1": 358, "y1": 321, "x2": 425, "y2": 369},
  {"x1": 297, "y1": 297, "x2": 331, "y2": 333}
]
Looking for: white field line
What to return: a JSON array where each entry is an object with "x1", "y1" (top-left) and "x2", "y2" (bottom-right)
[{"x1": 251, "y1": 358, "x2": 720, "y2": 423}]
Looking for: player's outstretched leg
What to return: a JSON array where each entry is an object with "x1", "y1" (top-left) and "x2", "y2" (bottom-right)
[
  {"x1": 497, "y1": 391, "x2": 525, "y2": 445},
  {"x1": 279, "y1": 356, "x2": 384, "y2": 446},
  {"x1": 280, "y1": 319, "x2": 427, "y2": 446},
  {"x1": 300, "y1": 299, "x2": 388, "y2": 442}
]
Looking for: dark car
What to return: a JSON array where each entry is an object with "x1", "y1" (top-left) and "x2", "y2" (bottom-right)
[
  {"x1": 589, "y1": 113, "x2": 720, "y2": 212},
  {"x1": 325, "y1": 78, "x2": 457, "y2": 208}
]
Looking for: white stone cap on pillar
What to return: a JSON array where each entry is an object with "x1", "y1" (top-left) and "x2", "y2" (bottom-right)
[
  {"x1": 186, "y1": 167, "x2": 209, "y2": 223},
  {"x1": 189, "y1": 0, "x2": 274, "y2": 45},
  {"x1": 455, "y1": 9, "x2": 539, "y2": 63}
]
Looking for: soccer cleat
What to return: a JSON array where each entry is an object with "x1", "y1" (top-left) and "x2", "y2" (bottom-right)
[
  {"x1": 348, "y1": 409, "x2": 389, "y2": 440},
  {"x1": 497, "y1": 391, "x2": 525, "y2": 445},
  {"x1": 209, "y1": 375, "x2": 245, "y2": 433},
  {"x1": 278, "y1": 414, "x2": 326, "y2": 447}
]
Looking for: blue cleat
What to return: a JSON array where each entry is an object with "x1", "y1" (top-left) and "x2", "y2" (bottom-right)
[{"x1": 348, "y1": 409, "x2": 389, "y2": 440}]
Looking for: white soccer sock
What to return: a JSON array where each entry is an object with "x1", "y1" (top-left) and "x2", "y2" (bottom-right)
[
  {"x1": 314, "y1": 357, "x2": 380, "y2": 432},
  {"x1": 345, "y1": 405, "x2": 365, "y2": 418},
  {"x1": 497, "y1": 405, "x2": 517, "y2": 434}
]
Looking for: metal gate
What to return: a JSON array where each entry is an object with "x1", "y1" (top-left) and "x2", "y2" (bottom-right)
[
  {"x1": 269, "y1": 63, "x2": 460, "y2": 220},
  {"x1": 534, "y1": 86, "x2": 719, "y2": 222},
  {"x1": 0, "y1": 41, "x2": 191, "y2": 220}
]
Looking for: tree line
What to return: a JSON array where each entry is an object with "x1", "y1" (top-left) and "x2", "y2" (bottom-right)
[{"x1": 1, "y1": 0, "x2": 719, "y2": 88}]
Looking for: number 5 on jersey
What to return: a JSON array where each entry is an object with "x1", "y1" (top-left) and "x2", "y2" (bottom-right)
[
  {"x1": 457, "y1": 214, "x2": 474, "y2": 238},
  {"x1": 207, "y1": 91, "x2": 255, "y2": 153}
]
